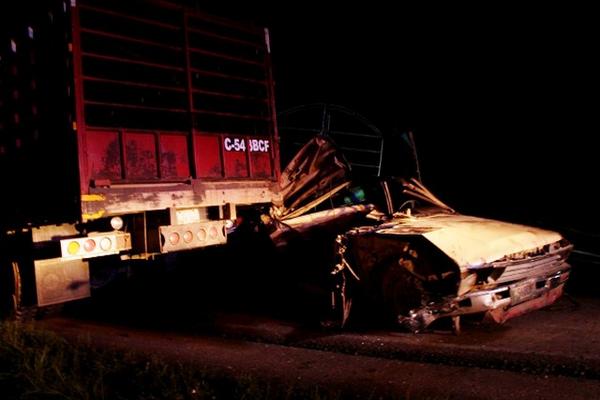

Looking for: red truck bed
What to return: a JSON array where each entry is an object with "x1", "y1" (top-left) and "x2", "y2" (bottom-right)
[{"x1": 1, "y1": 0, "x2": 280, "y2": 226}]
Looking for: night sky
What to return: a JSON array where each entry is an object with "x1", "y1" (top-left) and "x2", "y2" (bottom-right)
[{"x1": 215, "y1": 3, "x2": 597, "y2": 232}]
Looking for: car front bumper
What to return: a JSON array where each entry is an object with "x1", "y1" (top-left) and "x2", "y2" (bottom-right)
[{"x1": 398, "y1": 267, "x2": 570, "y2": 332}]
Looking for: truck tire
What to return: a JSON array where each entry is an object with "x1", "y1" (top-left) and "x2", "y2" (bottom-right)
[
  {"x1": 0, "y1": 259, "x2": 36, "y2": 321},
  {"x1": 0, "y1": 260, "x2": 21, "y2": 320}
]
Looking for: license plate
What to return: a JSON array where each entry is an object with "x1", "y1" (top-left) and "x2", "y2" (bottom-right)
[{"x1": 510, "y1": 279, "x2": 536, "y2": 305}]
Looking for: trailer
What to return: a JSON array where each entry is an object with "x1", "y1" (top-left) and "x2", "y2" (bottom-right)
[{"x1": 0, "y1": 0, "x2": 280, "y2": 318}]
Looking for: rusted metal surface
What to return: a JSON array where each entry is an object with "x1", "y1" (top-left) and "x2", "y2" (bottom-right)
[
  {"x1": 270, "y1": 204, "x2": 373, "y2": 247},
  {"x1": 69, "y1": 0, "x2": 280, "y2": 217},
  {"x1": 0, "y1": 0, "x2": 280, "y2": 226},
  {"x1": 160, "y1": 133, "x2": 191, "y2": 178},
  {"x1": 81, "y1": 180, "x2": 281, "y2": 221}
]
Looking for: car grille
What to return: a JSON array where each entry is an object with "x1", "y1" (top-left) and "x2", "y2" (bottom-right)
[{"x1": 492, "y1": 242, "x2": 572, "y2": 284}]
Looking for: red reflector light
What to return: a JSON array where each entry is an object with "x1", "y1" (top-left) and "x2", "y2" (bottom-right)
[
  {"x1": 209, "y1": 226, "x2": 218, "y2": 239},
  {"x1": 183, "y1": 231, "x2": 193, "y2": 243},
  {"x1": 83, "y1": 239, "x2": 96, "y2": 252},
  {"x1": 197, "y1": 229, "x2": 207, "y2": 241},
  {"x1": 169, "y1": 232, "x2": 180, "y2": 245}
]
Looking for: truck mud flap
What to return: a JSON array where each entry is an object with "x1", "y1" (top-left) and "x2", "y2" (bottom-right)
[{"x1": 34, "y1": 258, "x2": 91, "y2": 307}]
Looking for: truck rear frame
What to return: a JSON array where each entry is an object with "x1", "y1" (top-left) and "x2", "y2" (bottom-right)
[{"x1": 0, "y1": 0, "x2": 280, "y2": 313}]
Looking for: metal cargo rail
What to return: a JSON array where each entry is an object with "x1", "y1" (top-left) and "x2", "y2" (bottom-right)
[{"x1": 73, "y1": 0, "x2": 279, "y2": 191}]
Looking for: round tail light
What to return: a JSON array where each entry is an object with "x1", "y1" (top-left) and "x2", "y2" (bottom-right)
[
  {"x1": 67, "y1": 241, "x2": 80, "y2": 255},
  {"x1": 169, "y1": 232, "x2": 180, "y2": 245},
  {"x1": 100, "y1": 237, "x2": 112, "y2": 251},
  {"x1": 83, "y1": 239, "x2": 96, "y2": 252}
]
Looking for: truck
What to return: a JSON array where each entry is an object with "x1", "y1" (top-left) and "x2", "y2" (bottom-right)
[{"x1": 0, "y1": 0, "x2": 280, "y2": 318}]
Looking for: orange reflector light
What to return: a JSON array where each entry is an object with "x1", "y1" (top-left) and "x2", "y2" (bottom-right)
[
  {"x1": 99, "y1": 237, "x2": 112, "y2": 251},
  {"x1": 183, "y1": 231, "x2": 193, "y2": 243},
  {"x1": 67, "y1": 241, "x2": 80, "y2": 255},
  {"x1": 197, "y1": 229, "x2": 207, "y2": 241},
  {"x1": 169, "y1": 232, "x2": 180, "y2": 245},
  {"x1": 209, "y1": 226, "x2": 218, "y2": 239},
  {"x1": 83, "y1": 239, "x2": 96, "y2": 252}
]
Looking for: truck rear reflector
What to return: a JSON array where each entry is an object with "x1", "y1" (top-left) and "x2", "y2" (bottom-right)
[
  {"x1": 60, "y1": 232, "x2": 132, "y2": 259},
  {"x1": 160, "y1": 221, "x2": 226, "y2": 253}
]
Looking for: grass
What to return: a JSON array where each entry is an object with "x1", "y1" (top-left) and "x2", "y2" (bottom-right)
[
  {"x1": 0, "y1": 322, "x2": 451, "y2": 399},
  {"x1": 0, "y1": 322, "x2": 214, "y2": 399},
  {"x1": 0, "y1": 322, "x2": 347, "y2": 400}
]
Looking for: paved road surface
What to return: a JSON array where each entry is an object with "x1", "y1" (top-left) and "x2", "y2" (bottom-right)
[{"x1": 38, "y1": 295, "x2": 600, "y2": 399}]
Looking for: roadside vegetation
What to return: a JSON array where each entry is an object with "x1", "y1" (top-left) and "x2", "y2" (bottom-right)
[{"x1": 0, "y1": 322, "x2": 346, "y2": 400}]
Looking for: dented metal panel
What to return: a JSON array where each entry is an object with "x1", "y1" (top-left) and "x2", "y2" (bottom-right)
[
  {"x1": 335, "y1": 203, "x2": 572, "y2": 331},
  {"x1": 273, "y1": 135, "x2": 351, "y2": 218},
  {"x1": 333, "y1": 211, "x2": 572, "y2": 332},
  {"x1": 379, "y1": 214, "x2": 564, "y2": 274},
  {"x1": 272, "y1": 135, "x2": 573, "y2": 333}
]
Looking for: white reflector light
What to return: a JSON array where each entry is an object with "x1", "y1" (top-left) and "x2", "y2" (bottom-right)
[
  {"x1": 100, "y1": 237, "x2": 112, "y2": 251},
  {"x1": 110, "y1": 216, "x2": 124, "y2": 231}
]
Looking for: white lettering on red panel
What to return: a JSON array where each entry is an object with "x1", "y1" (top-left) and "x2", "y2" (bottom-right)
[
  {"x1": 223, "y1": 137, "x2": 246, "y2": 152},
  {"x1": 224, "y1": 138, "x2": 270, "y2": 153},
  {"x1": 249, "y1": 139, "x2": 270, "y2": 153}
]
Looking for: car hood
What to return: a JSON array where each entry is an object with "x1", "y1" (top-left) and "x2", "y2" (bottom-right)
[{"x1": 377, "y1": 213, "x2": 562, "y2": 272}]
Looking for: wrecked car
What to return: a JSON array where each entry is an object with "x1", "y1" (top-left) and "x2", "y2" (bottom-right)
[
  {"x1": 270, "y1": 135, "x2": 573, "y2": 333},
  {"x1": 331, "y1": 178, "x2": 573, "y2": 333}
]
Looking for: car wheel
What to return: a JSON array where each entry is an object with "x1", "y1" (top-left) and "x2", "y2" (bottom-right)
[{"x1": 380, "y1": 260, "x2": 426, "y2": 323}]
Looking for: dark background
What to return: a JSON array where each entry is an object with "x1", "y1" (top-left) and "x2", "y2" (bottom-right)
[
  {"x1": 203, "y1": 3, "x2": 597, "y2": 235},
  {"x1": 3, "y1": 1, "x2": 596, "y2": 235}
]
